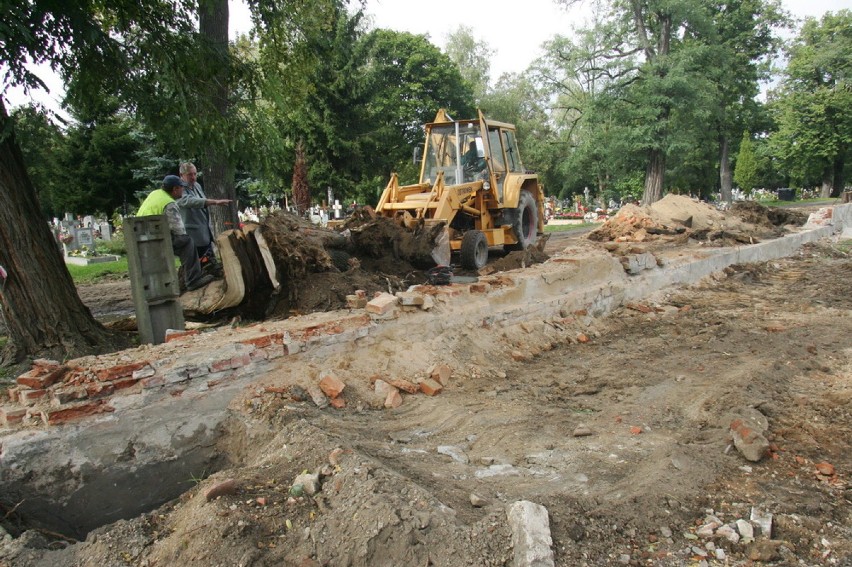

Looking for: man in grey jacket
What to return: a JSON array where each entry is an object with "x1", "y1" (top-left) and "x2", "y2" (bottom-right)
[{"x1": 178, "y1": 162, "x2": 232, "y2": 274}]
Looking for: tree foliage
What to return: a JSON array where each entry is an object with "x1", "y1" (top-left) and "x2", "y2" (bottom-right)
[
  {"x1": 734, "y1": 131, "x2": 758, "y2": 193},
  {"x1": 770, "y1": 10, "x2": 852, "y2": 196}
]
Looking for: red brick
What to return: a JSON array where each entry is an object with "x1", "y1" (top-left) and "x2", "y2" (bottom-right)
[
  {"x1": 164, "y1": 329, "x2": 200, "y2": 343},
  {"x1": 319, "y1": 374, "x2": 346, "y2": 399},
  {"x1": 86, "y1": 382, "x2": 115, "y2": 399},
  {"x1": 388, "y1": 379, "x2": 418, "y2": 394},
  {"x1": 0, "y1": 406, "x2": 27, "y2": 426},
  {"x1": 329, "y1": 397, "x2": 346, "y2": 409},
  {"x1": 51, "y1": 386, "x2": 88, "y2": 405},
  {"x1": 111, "y1": 377, "x2": 141, "y2": 391},
  {"x1": 240, "y1": 333, "x2": 283, "y2": 349},
  {"x1": 419, "y1": 379, "x2": 443, "y2": 396},
  {"x1": 210, "y1": 357, "x2": 233, "y2": 372},
  {"x1": 45, "y1": 400, "x2": 114, "y2": 425},
  {"x1": 577, "y1": 333, "x2": 590, "y2": 343},
  {"x1": 16, "y1": 365, "x2": 70, "y2": 389},
  {"x1": 205, "y1": 479, "x2": 238, "y2": 501},
  {"x1": 18, "y1": 389, "x2": 48, "y2": 405},
  {"x1": 96, "y1": 362, "x2": 149, "y2": 382},
  {"x1": 366, "y1": 293, "x2": 398, "y2": 315},
  {"x1": 626, "y1": 302, "x2": 654, "y2": 314},
  {"x1": 469, "y1": 283, "x2": 491, "y2": 294},
  {"x1": 264, "y1": 386, "x2": 288, "y2": 394}
]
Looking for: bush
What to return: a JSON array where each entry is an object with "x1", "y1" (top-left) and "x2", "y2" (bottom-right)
[{"x1": 97, "y1": 233, "x2": 126, "y2": 256}]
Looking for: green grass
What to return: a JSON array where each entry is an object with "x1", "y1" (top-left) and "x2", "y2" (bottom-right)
[
  {"x1": 755, "y1": 198, "x2": 836, "y2": 207},
  {"x1": 545, "y1": 222, "x2": 598, "y2": 233},
  {"x1": 66, "y1": 257, "x2": 130, "y2": 284}
]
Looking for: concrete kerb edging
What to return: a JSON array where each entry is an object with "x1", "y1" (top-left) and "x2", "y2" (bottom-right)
[{"x1": 0, "y1": 203, "x2": 848, "y2": 538}]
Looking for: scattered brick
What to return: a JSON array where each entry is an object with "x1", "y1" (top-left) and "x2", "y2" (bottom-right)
[
  {"x1": 430, "y1": 364, "x2": 452, "y2": 385},
  {"x1": 307, "y1": 385, "x2": 329, "y2": 408},
  {"x1": 18, "y1": 389, "x2": 48, "y2": 406},
  {"x1": 111, "y1": 377, "x2": 141, "y2": 392},
  {"x1": 164, "y1": 329, "x2": 200, "y2": 343},
  {"x1": 577, "y1": 333, "x2": 590, "y2": 343},
  {"x1": 419, "y1": 379, "x2": 443, "y2": 396},
  {"x1": 815, "y1": 462, "x2": 835, "y2": 476},
  {"x1": 329, "y1": 397, "x2": 346, "y2": 409},
  {"x1": 319, "y1": 373, "x2": 346, "y2": 399},
  {"x1": 346, "y1": 295, "x2": 368, "y2": 309},
  {"x1": 264, "y1": 386, "x2": 289, "y2": 395},
  {"x1": 16, "y1": 365, "x2": 70, "y2": 389},
  {"x1": 86, "y1": 382, "x2": 115, "y2": 399},
  {"x1": 630, "y1": 426, "x2": 643, "y2": 435},
  {"x1": 626, "y1": 302, "x2": 654, "y2": 313},
  {"x1": 366, "y1": 293, "x2": 398, "y2": 315},
  {"x1": 388, "y1": 379, "x2": 418, "y2": 394},
  {"x1": 45, "y1": 400, "x2": 114, "y2": 425},
  {"x1": 0, "y1": 406, "x2": 27, "y2": 426},
  {"x1": 469, "y1": 282, "x2": 491, "y2": 294},
  {"x1": 510, "y1": 351, "x2": 528, "y2": 362},
  {"x1": 205, "y1": 479, "x2": 239, "y2": 501},
  {"x1": 51, "y1": 386, "x2": 88, "y2": 405},
  {"x1": 355, "y1": 289, "x2": 367, "y2": 299},
  {"x1": 374, "y1": 379, "x2": 396, "y2": 398},
  {"x1": 96, "y1": 362, "x2": 149, "y2": 382},
  {"x1": 239, "y1": 333, "x2": 283, "y2": 349}
]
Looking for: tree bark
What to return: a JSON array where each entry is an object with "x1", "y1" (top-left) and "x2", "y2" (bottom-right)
[
  {"x1": 199, "y1": 0, "x2": 238, "y2": 235},
  {"x1": 643, "y1": 148, "x2": 665, "y2": 205},
  {"x1": 719, "y1": 135, "x2": 732, "y2": 204},
  {"x1": 0, "y1": 102, "x2": 119, "y2": 365},
  {"x1": 820, "y1": 164, "x2": 832, "y2": 198}
]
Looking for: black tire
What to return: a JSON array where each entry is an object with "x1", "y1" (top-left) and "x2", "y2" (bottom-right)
[
  {"x1": 460, "y1": 230, "x2": 489, "y2": 270},
  {"x1": 506, "y1": 191, "x2": 538, "y2": 251}
]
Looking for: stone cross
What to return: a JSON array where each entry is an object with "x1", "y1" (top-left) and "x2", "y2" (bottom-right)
[{"x1": 332, "y1": 199, "x2": 343, "y2": 219}]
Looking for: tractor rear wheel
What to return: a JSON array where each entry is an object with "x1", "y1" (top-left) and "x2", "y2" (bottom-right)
[
  {"x1": 506, "y1": 191, "x2": 538, "y2": 251},
  {"x1": 460, "y1": 230, "x2": 488, "y2": 270}
]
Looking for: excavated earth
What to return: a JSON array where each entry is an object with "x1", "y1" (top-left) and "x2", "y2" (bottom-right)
[{"x1": 1, "y1": 197, "x2": 851, "y2": 567}]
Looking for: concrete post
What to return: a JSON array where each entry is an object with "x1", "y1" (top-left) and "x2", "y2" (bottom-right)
[{"x1": 124, "y1": 215, "x2": 184, "y2": 344}]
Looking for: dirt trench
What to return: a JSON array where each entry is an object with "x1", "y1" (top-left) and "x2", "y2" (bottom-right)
[{"x1": 2, "y1": 240, "x2": 850, "y2": 567}]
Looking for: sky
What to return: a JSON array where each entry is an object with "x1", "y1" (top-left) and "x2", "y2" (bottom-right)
[{"x1": 6, "y1": 0, "x2": 848, "y2": 117}]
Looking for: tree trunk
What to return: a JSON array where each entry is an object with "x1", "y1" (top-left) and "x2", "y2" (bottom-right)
[
  {"x1": 719, "y1": 134, "x2": 732, "y2": 204},
  {"x1": 0, "y1": 102, "x2": 120, "y2": 365},
  {"x1": 820, "y1": 164, "x2": 832, "y2": 198},
  {"x1": 831, "y1": 155, "x2": 845, "y2": 198},
  {"x1": 642, "y1": 148, "x2": 665, "y2": 205},
  {"x1": 199, "y1": 0, "x2": 238, "y2": 234}
]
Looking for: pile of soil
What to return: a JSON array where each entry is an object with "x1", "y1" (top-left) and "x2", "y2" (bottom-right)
[
  {"x1": 259, "y1": 211, "x2": 437, "y2": 317},
  {"x1": 589, "y1": 195, "x2": 806, "y2": 246}
]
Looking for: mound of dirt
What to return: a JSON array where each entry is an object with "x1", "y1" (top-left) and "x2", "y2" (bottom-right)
[
  {"x1": 258, "y1": 211, "x2": 430, "y2": 318},
  {"x1": 589, "y1": 195, "x2": 801, "y2": 246}
]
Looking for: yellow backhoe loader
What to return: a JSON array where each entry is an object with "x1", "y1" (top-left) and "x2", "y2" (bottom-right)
[{"x1": 375, "y1": 109, "x2": 545, "y2": 269}]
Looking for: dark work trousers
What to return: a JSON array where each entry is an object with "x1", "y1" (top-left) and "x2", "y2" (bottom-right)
[{"x1": 172, "y1": 233, "x2": 202, "y2": 286}]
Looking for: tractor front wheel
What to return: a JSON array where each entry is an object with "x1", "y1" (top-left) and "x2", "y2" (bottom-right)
[
  {"x1": 460, "y1": 230, "x2": 489, "y2": 270},
  {"x1": 506, "y1": 191, "x2": 538, "y2": 251}
]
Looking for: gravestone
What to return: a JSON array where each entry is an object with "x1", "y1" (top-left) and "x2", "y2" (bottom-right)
[
  {"x1": 62, "y1": 227, "x2": 94, "y2": 257},
  {"x1": 99, "y1": 221, "x2": 112, "y2": 241},
  {"x1": 332, "y1": 199, "x2": 343, "y2": 219},
  {"x1": 82, "y1": 215, "x2": 96, "y2": 228}
]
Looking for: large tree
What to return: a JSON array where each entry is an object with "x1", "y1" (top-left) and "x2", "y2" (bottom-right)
[
  {"x1": 771, "y1": 10, "x2": 851, "y2": 197},
  {"x1": 0, "y1": 1, "x2": 193, "y2": 364}
]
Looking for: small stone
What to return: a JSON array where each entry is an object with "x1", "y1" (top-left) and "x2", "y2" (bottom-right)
[
  {"x1": 437, "y1": 445, "x2": 469, "y2": 464},
  {"x1": 470, "y1": 493, "x2": 487, "y2": 507},
  {"x1": 289, "y1": 385, "x2": 309, "y2": 402},
  {"x1": 329, "y1": 448, "x2": 344, "y2": 466},
  {"x1": 714, "y1": 549, "x2": 726, "y2": 561},
  {"x1": 306, "y1": 385, "x2": 328, "y2": 409},
  {"x1": 318, "y1": 373, "x2": 345, "y2": 399},
  {"x1": 572, "y1": 424, "x2": 592, "y2": 437},
  {"x1": 293, "y1": 473, "x2": 320, "y2": 496},
  {"x1": 735, "y1": 519, "x2": 754, "y2": 539},
  {"x1": 716, "y1": 524, "x2": 739, "y2": 543},
  {"x1": 660, "y1": 526, "x2": 673, "y2": 538}
]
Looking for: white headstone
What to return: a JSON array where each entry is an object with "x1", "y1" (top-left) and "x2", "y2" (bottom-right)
[{"x1": 332, "y1": 199, "x2": 343, "y2": 219}]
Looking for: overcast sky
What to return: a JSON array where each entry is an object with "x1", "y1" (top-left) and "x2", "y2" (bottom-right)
[{"x1": 6, "y1": 0, "x2": 847, "y2": 116}]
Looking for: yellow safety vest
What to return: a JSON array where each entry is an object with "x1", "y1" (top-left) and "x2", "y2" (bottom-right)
[{"x1": 137, "y1": 189, "x2": 175, "y2": 216}]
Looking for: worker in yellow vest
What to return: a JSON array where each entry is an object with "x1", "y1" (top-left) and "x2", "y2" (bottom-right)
[{"x1": 137, "y1": 175, "x2": 215, "y2": 292}]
